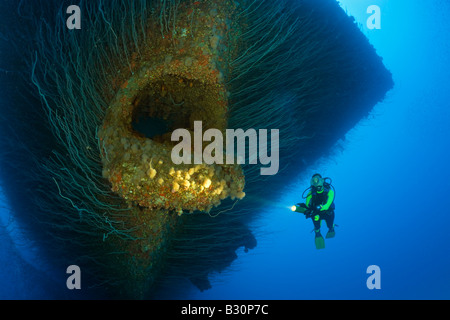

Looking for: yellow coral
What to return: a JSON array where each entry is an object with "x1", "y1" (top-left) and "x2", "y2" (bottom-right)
[
  {"x1": 148, "y1": 168, "x2": 157, "y2": 179},
  {"x1": 236, "y1": 191, "x2": 246, "y2": 199},
  {"x1": 203, "y1": 178, "x2": 212, "y2": 189},
  {"x1": 182, "y1": 180, "x2": 190, "y2": 188}
]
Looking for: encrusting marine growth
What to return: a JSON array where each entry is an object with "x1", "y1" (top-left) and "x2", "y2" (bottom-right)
[
  {"x1": 98, "y1": 8, "x2": 248, "y2": 213},
  {"x1": 95, "y1": 0, "x2": 249, "y2": 295}
]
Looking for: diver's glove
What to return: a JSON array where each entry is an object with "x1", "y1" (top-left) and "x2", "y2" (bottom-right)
[
  {"x1": 304, "y1": 206, "x2": 321, "y2": 219},
  {"x1": 304, "y1": 209, "x2": 313, "y2": 219}
]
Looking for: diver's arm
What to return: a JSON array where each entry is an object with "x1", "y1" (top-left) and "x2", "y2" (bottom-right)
[
  {"x1": 319, "y1": 189, "x2": 335, "y2": 211},
  {"x1": 305, "y1": 192, "x2": 312, "y2": 208}
]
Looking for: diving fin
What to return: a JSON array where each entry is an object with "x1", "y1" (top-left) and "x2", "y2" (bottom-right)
[
  {"x1": 314, "y1": 233, "x2": 325, "y2": 250},
  {"x1": 326, "y1": 228, "x2": 335, "y2": 239}
]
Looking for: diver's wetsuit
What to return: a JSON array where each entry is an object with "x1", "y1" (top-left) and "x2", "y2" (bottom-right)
[{"x1": 306, "y1": 186, "x2": 335, "y2": 231}]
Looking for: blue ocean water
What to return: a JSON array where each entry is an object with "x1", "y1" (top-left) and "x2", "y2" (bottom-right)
[{"x1": 1, "y1": 0, "x2": 449, "y2": 300}]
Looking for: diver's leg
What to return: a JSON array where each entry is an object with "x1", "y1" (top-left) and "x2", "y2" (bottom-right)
[
  {"x1": 313, "y1": 218, "x2": 325, "y2": 249},
  {"x1": 325, "y1": 211, "x2": 335, "y2": 239},
  {"x1": 325, "y1": 211, "x2": 335, "y2": 229},
  {"x1": 313, "y1": 216, "x2": 321, "y2": 234}
]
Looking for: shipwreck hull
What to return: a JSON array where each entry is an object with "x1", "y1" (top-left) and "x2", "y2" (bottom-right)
[{"x1": 0, "y1": 0, "x2": 393, "y2": 298}]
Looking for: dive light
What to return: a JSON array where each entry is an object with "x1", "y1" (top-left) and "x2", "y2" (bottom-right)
[{"x1": 290, "y1": 204, "x2": 307, "y2": 213}]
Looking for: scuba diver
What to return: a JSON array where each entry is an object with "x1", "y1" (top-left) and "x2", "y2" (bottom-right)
[{"x1": 291, "y1": 173, "x2": 336, "y2": 250}]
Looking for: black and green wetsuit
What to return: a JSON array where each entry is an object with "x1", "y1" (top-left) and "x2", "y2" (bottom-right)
[{"x1": 306, "y1": 185, "x2": 335, "y2": 232}]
